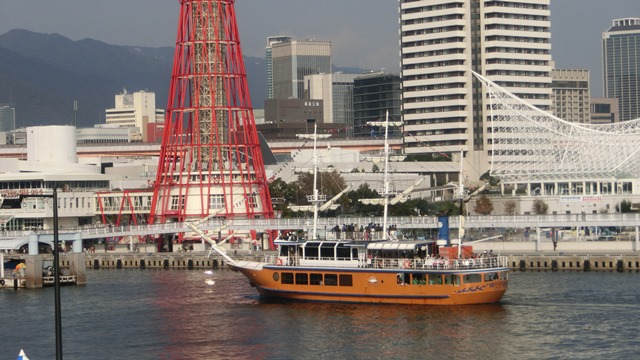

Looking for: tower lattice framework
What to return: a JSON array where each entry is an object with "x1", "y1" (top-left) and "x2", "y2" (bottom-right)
[{"x1": 150, "y1": 0, "x2": 273, "y2": 226}]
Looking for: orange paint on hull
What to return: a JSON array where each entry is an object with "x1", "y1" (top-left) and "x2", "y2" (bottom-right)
[{"x1": 231, "y1": 265, "x2": 508, "y2": 306}]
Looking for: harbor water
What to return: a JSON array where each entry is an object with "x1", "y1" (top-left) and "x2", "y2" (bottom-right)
[{"x1": 1, "y1": 269, "x2": 640, "y2": 359}]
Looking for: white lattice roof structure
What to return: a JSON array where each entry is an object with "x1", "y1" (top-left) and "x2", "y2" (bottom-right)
[{"x1": 474, "y1": 72, "x2": 640, "y2": 182}]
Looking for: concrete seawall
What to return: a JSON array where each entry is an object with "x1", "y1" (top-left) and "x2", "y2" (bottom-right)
[{"x1": 81, "y1": 241, "x2": 640, "y2": 272}]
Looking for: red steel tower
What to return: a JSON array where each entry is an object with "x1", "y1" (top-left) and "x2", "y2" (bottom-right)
[{"x1": 150, "y1": 0, "x2": 273, "y2": 226}]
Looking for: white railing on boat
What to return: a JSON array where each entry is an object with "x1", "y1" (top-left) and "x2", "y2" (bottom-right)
[{"x1": 263, "y1": 255, "x2": 508, "y2": 271}]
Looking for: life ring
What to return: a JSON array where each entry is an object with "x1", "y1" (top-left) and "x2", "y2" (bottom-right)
[
  {"x1": 0, "y1": 279, "x2": 5, "y2": 286},
  {"x1": 403, "y1": 260, "x2": 412, "y2": 269},
  {"x1": 275, "y1": 258, "x2": 283, "y2": 266}
]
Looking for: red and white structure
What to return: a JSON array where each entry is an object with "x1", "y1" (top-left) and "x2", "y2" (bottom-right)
[{"x1": 150, "y1": 0, "x2": 273, "y2": 228}]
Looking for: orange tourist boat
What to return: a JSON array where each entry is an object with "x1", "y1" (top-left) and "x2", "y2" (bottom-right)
[
  {"x1": 227, "y1": 239, "x2": 509, "y2": 305},
  {"x1": 187, "y1": 114, "x2": 509, "y2": 305}
]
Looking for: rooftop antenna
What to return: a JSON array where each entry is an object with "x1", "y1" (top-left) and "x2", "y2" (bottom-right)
[{"x1": 73, "y1": 100, "x2": 78, "y2": 127}]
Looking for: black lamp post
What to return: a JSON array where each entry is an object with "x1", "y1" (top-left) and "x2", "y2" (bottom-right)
[{"x1": 52, "y1": 187, "x2": 63, "y2": 360}]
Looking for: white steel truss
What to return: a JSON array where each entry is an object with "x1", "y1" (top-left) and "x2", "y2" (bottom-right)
[{"x1": 474, "y1": 72, "x2": 640, "y2": 182}]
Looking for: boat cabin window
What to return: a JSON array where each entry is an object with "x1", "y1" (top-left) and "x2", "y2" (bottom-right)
[
  {"x1": 428, "y1": 274, "x2": 443, "y2": 285},
  {"x1": 325, "y1": 274, "x2": 338, "y2": 286},
  {"x1": 484, "y1": 272, "x2": 500, "y2": 282},
  {"x1": 305, "y1": 246, "x2": 319, "y2": 259},
  {"x1": 295, "y1": 273, "x2": 308, "y2": 285},
  {"x1": 411, "y1": 274, "x2": 426, "y2": 285},
  {"x1": 463, "y1": 274, "x2": 482, "y2": 284},
  {"x1": 444, "y1": 274, "x2": 460, "y2": 285},
  {"x1": 281, "y1": 272, "x2": 294, "y2": 284},
  {"x1": 320, "y1": 245, "x2": 334, "y2": 259},
  {"x1": 310, "y1": 273, "x2": 323, "y2": 285}
]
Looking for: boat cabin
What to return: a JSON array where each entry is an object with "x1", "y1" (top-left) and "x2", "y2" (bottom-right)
[{"x1": 275, "y1": 240, "x2": 439, "y2": 268}]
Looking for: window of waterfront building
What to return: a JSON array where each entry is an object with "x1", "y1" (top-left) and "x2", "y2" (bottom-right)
[
  {"x1": 339, "y1": 274, "x2": 353, "y2": 287},
  {"x1": 281, "y1": 272, "x2": 294, "y2": 285},
  {"x1": 325, "y1": 274, "x2": 338, "y2": 286}
]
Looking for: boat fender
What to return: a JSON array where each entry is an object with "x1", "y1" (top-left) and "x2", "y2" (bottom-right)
[
  {"x1": 551, "y1": 260, "x2": 558, "y2": 272},
  {"x1": 276, "y1": 258, "x2": 283, "y2": 266},
  {"x1": 616, "y1": 259, "x2": 624, "y2": 273},
  {"x1": 0, "y1": 279, "x2": 4, "y2": 286},
  {"x1": 403, "y1": 260, "x2": 411, "y2": 269}
]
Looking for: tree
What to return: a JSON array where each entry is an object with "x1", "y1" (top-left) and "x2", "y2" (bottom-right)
[
  {"x1": 371, "y1": 164, "x2": 380, "y2": 173},
  {"x1": 504, "y1": 200, "x2": 517, "y2": 215},
  {"x1": 473, "y1": 195, "x2": 494, "y2": 215},
  {"x1": 480, "y1": 171, "x2": 501, "y2": 187},
  {"x1": 532, "y1": 199, "x2": 549, "y2": 215},
  {"x1": 616, "y1": 199, "x2": 633, "y2": 213}
]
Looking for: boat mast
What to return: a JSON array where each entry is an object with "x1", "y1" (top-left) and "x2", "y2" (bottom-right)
[
  {"x1": 311, "y1": 120, "x2": 320, "y2": 240},
  {"x1": 458, "y1": 149, "x2": 465, "y2": 258},
  {"x1": 382, "y1": 110, "x2": 391, "y2": 239}
]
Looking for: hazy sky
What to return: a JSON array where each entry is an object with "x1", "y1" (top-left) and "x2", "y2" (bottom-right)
[{"x1": 1, "y1": 0, "x2": 638, "y2": 96}]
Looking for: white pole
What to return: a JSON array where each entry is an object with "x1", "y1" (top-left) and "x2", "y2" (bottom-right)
[
  {"x1": 312, "y1": 121, "x2": 319, "y2": 241},
  {"x1": 1, "y1": 252, "x2": 4, "y2": 278},
  {"x1": 382, "y1": 110, "x2": 390, "y2": 240}
]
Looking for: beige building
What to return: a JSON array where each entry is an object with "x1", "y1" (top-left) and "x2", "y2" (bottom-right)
[
  {"x1": 590, "y1": 98, "x2": 620, "y2": 124},
  {"x1": 551, "y1": 69, "x2": 590, "y2": 123},
  {"x1": 105, "y1": 90, "x2": 164, "y2": 142}
]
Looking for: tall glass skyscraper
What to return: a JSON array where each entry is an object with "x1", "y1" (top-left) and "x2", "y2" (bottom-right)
[
  {"x1": 0, "y1": 106, "x2": 16, "y2": 132},
  {"x1": 270, "y1": 39, "x2": 331, "y2": 100},
  {"x1": 603, "y1": 18, "x2": 640, "y2": 121},
  {"x1": 265, "y1": 36, "x2": 293, "y2": 100}
]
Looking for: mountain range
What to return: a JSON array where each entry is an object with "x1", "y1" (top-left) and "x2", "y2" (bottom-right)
[{"x1": 0, "y1": 29, "x2": 366, "y2": 129}]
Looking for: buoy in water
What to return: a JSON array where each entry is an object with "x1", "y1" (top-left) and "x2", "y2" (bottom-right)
[
  {"x1": 204, "y1": 270, "x2": 213, "y2": 275},
  {"x1": 205, "y1": 279, "x2": 216, "y2": 286}
]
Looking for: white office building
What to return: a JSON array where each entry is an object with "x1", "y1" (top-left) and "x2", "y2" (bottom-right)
[
  {"x1": 399, "y1": 0, "x2": 553, "y2": 179},
  {"x1": 105, "y1": 90, "x2": 164, "y2": 142}
]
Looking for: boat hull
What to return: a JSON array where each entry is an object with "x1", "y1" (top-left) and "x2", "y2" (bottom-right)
[{"x1": 230, "y1": 263, "x2": 508, "y2": 305}]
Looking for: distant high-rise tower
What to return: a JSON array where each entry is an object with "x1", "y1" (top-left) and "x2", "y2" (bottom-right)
[
  {"x1": 551, "y1": 69, "x2": 590, "y2": 123},
  {"x1": 603, "y1": 18, "x2": 640, "y2": 121},
  {"x1": 271, "y1": 39, "x2": 331, "y2": 100},
  {"x1": 0, "y1": 106, "x2": 16, "y2": 132},
  {"x1": 266, "y1": 36, "x2": 293, "y2": 100},
  {"x1": 399, "y1": 0, "x2": 552, "y2": 177},
  {"x1": 150, "y1": 0, "x2": 274, "y2": 227}
]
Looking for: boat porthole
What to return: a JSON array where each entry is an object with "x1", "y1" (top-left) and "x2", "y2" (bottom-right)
[{"x1": 273, "y1": 273, "x2": 279, "y2": 282}]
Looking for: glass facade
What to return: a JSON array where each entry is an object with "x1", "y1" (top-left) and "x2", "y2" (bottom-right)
[
  {"x1": 0, "y1": 106, "x2": 16, "y2": 132},
  {"x1": 272, "y1": 40, "x2": 331, "y2": 100},
  {"x1": 353, "y1": 74, "x2": 401, "y2": 138},
  {"x1": 603, "y1": 19, "x2": 640, "y2": 121}
]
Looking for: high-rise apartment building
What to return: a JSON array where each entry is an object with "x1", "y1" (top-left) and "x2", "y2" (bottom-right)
[
  {"x1": 0, "y1": 106, "x2": 16, "y2": 132},
  {"x1": 265, "y1": 36, "x2": 293, "y2": 100},
  {"x1": 551, "y1": 69, "x2": 590, "y2": 123},
  {"x1": 105, "y1": 90, "x2": 164, "y2": 142},
  {"x1": 271, "y1": 39, "x2": 331, "y2": 100},
  {"x1": 603, "y1": 18, "x2": 640, "y2": 121},
  {"x1": 399, "y1": 0, "x2": 552, "y2": 177}
]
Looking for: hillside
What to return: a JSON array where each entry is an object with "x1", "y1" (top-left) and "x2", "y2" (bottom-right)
[{"x1": 0, "y1": 29, "x2": 267, "y2": 128}]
